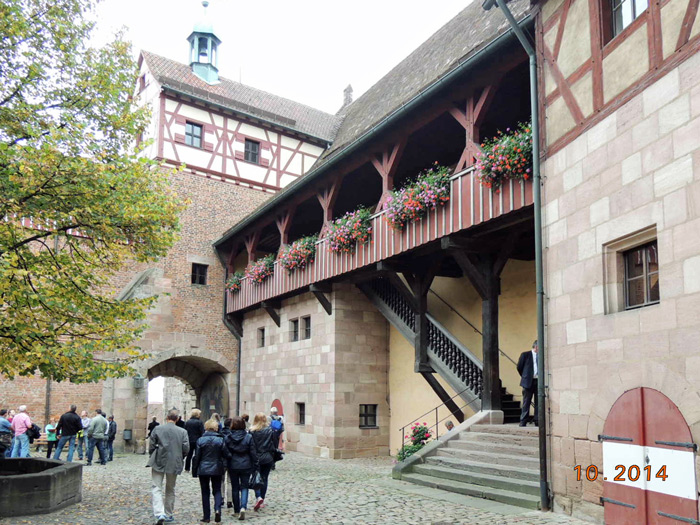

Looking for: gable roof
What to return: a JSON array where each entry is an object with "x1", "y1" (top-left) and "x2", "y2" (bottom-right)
[{"x1": 141, "y1": 51, "x2": 341, "y2": 143}]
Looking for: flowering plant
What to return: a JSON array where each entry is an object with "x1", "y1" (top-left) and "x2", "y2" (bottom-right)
[
  {"x1": 278, "y1": 235, "x2": 317, "y2": 272},
  {"x1": 475, "y1": 121, "x2": 532, "y2": 191},
  {"x1": 384, "y1": 163, "x2": 451, "y2": 230},
  {"x1": 326, "y1": 207, "x2": 373, "y2": 254},
  {"x1": 245, "y1": 254, "x2": 275, "y2": 284},
  {"x1": 396, "y1": 422, "x2": 433, "y2": 461},
  {"x1": 225, "y1": 271, "x2": 245, "y2": 293}
]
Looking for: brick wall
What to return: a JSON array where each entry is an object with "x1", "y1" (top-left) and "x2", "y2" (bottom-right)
[{"x1": 543, "y1": 55, "x2": 700, "y2": 521}]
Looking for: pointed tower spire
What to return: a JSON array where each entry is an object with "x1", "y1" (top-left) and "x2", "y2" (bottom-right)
[{"x1": 187, "y1": 1, "x2": 222, "y2": 84}]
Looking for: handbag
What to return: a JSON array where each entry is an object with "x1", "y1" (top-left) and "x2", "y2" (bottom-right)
[
  {"x1": 273, "y1": 448, "x2": 284, "y2": 462},
  {"x1": 248, "y1": 470, "x2": 264, "y2": 491}
]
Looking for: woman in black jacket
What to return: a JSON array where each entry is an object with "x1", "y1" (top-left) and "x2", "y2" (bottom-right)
[
  {"x1": 193, "y1": 419, "x2": 230, "y2": 523},
  {"x1": 225, "y1": 416, "x2": 258, "y2": 520},
  {"x1": 185, "y1": 409, "x2": 205, "y2": 472},
  {"x1": 249, "y1": 412, "x2": 277, "y2": 512}
]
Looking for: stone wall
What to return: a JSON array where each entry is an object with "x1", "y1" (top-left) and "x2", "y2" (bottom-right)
[
  {"x1": 542, "y1": 55, "x2": 700, "y2": 521},
  {"x1": 239, "y1": 284, "x2": 390, "y2": 459}
]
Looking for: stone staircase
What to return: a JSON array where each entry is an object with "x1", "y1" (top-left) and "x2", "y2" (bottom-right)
[{"x1": 401, "y1": 424, "x2": 541, "y2": 509}]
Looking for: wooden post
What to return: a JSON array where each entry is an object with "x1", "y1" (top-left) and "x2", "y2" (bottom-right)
[
  {"x1": 244, "y1": 232, "x2": 260, "y2": 265},
  {"x1": 370, "y1": 141, "x2": 405, "y2": 211},
  {"x1": 403, "y1": 260, "x2": 441, "y2": 373}
]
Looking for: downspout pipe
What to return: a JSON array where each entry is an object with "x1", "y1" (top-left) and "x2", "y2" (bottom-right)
[
  {"x1": 482, "y1": 0, "x2": 549, "y2": 511},
  {"x1": 221, "y1": 268, "x2": 243, "y2": 416}
]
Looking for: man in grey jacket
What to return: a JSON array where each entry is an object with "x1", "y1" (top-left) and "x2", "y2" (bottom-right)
[
  {"x1": 148, "y1": 409, "x2": 189, "y2": 525},
  {"x1": 86, "y1": 409, "x2": 107, "y2": 466}
]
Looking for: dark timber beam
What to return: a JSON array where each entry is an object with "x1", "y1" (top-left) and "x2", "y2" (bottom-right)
[
  {"x1": 377, "y1": 262, "x2": 417, "y2": 310},
  {"x1": 226, "y1": 314, "x2": 244, "y2": 339},
  {"x1": 310, "y1": 283, "x2": 332, "y2": 315},
  {"x1": 420, "y1": 372, "x2": 465, "y2": 423},
  {"x1": 261, "y1": 301, "x2": 281, "y2": 327}
]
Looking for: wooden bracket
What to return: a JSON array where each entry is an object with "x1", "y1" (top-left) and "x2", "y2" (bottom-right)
[
  {"x1": 244, "y1": 231, "x2": 260, "y2": 265},
  {"x1": 275, "y1": 211, "x2": 294, "y2": 248},
  {"x1": 371, "y1": 141, "x2": 406, "y2": 211},
  {"x1": 261, "y1": 301, "x2": 281, "y2": 327},
  {"x1": 377, "y1": 262, "x2": 418, "y2": 310},
  {"x1": 310, "y1": 283, "x2": 332, "y2": 315},
  {"x1": 226, "y1": 314, "x2": 244, "y2": 339}
]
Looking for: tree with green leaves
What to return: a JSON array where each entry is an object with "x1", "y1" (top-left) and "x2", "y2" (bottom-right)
[{"x1": 0, "y1": 0, "x2": 183, "y2": 382}]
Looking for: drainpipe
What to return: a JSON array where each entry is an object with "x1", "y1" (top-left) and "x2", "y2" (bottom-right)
[
  {"x1": 481, "y1": 0, "x2": 549, "y2": 511},
  {"x1": 221, "y1": 269, "x2": 242, "y2": 416}
]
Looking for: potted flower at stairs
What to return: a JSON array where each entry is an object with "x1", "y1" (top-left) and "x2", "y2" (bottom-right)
[
  {"x1": 326, "y1": 207, "x2": 373, "y2": 254},
  {"x1": 397, "y1": 422, "x2": 433, "y2": 461},
  {"x1": 384, "y1": 163, "x2": 451, "y2": 230},
  {"x1": 245, "y1": 254, "x2": 275, "y2": 284},
  {"x1": 278, "y1": 235, "x2": 317, "y2": 272},
  {"x1": 475, "y1": 120, "x2": 532, "y2": 192}
]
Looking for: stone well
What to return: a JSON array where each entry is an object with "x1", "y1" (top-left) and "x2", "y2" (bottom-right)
[{"x1": 0, "y1": 458, "x2": 82, "y2": 517}]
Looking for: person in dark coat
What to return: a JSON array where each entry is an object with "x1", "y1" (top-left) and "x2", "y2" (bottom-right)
[
  {"x1": 517, "y1": 339, "x2": 539, "y2": 427},
  {"x1": 220, "y1": 418, "x2": 234, "y2": 509},
  {"x1": 185, "y1": 409, "x2": 205, "y2": 472},
  {"x1": 193, "y1": 419, "x2": 230, "y2": 523},
  {"x1": 249, "y1": 412, "x2": 277, "y2": 512},
  {"x1": 106, "y1": 416, "x2": 117, "y2": 461},
  {"x1": 148, "y1": 417, "x2": 160, "y2": 437},
  {"x1": 53, "y1": 404, "x2": 83, "y2": 462},
  {"x1": 225, "y1": 416, "x2": 258, "y2": 520}
]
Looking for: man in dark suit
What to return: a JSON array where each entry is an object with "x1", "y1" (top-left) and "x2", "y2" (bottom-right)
[
  {"x1": 106, "y1": 416, "x2": 117, "y2": 461},
  {"x1": 517, "y1": 340, "x2": 539, "y2": 427}
]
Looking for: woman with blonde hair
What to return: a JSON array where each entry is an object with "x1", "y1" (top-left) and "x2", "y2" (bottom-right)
[
  {"x1": 249, "y1": 412, "x2": 277, "y2": 512},
  {"x1": 193, "y1": 418, "x2": 230, "y2": 523},
  {"x1": 185, "y1": 408, "x2": 205, "y2": 472}
]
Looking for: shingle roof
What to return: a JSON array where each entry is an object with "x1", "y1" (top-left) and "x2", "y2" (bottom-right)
[
  {"x1": 141, "y1": 51, "x2": 341, "y2": 143},
  {"x1": 319, "y1": 0, "x2": 531, "y2": 164}
]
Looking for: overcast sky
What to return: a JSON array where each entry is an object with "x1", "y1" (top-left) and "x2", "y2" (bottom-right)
[{"x1": 93, "y1": 0, "x2": 471, "y2": 115}]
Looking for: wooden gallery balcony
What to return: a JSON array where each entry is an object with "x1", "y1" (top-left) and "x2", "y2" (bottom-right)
[{"x1": 225, "y1": 168, "x2": 533, "y2": 314}]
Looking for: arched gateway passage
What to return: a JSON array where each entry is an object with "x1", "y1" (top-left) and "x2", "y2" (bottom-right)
[{"x1": 601, "y1": 388, "x2": 698, "y2": 525}]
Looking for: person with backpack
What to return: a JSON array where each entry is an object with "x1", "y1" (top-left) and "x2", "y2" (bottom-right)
[
  {"x1": 250, "y1": 413, "x2": 277, "y2": 512},
  {"x1": 225, "y1": 416, "x2": 258, "y2": 520},
  {"x1": 10, "y1": 405, "x2": 32, "y2": 458},
  {"x1": 192, "y1": 419, "x2": 230, "y2": 523}
]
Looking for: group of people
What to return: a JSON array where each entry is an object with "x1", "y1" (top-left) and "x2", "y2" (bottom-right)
[
  {"x1": 148, "y1": 407, "x2": 284, "y2": 525},
  {"x1": 0, "y1": 404, "x2": 118, "y2": 464}
]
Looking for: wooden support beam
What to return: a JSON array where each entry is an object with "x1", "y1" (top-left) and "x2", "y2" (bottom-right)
[
  {"x1": 370, "y1": 141, "x2": 405, "y2": 211},
  {"x1": 226, "y1": 314, "x2": 243, "y2": 339},
  {"x1": 317, "y1": 179, "x2": 342, "y2": 237},
  {"x1": 377, "y1": 262, "x2": 417, "y2": 310},
  {"x1": 261, "y1": 301, "x2": 281, "y2": 327},
  {"x1": 244, "y1": 231, "x2": 260, "y2": 265},
  {"x1": 420, "y1": 372, "x2": 465, "y2": 424},
  {"x1": 275, "y1": 211, "x2": 294, "y2": 248},
  {"x1": 310, "y1": 283, "x2": 332, "y2": 315}
]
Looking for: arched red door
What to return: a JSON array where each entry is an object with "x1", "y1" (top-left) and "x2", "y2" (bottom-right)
[{"x1": 601, "y1": 388, "x2": 698, "y2": 524}]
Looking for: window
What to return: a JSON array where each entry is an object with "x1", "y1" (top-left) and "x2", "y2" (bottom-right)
[
  {"x1": 191, "y1": 263, "x2": 208, "y2": 285},
  {"x1": 185, "y1": 122, "x2": 203, "y2": 148},
  {"x1": 359, "y1": 404, "x2": 378, "y2": 428},
  {"x1": 244, "y1": 139, "x2": 260, "y2": 164},
  {"x1": 257, "y1": 327, "x2": 265, "y2": 348},
  {"x1": 296, "y1": 402, "x2": 306, "y2": 425},
  {"x1": 290, "y1": 319, "x2": 299, "y2": 342},
  {"x1": 606, "y1": 0, "x2": 648, "y2": 40},
  {"x1": 624, "y1": 241, "x2": 659, "y2": 309},
  {"x1": 302, "y1": 316, "x2": 311, "y2": 340}
]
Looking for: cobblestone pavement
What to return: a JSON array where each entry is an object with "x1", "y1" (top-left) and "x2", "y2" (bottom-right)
[{"x1": 1, "y1": 452, "x2": 591, "y2": 525}]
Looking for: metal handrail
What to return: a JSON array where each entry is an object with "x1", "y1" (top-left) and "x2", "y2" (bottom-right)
[{"x1": 399, "y1": 389, "x2": 480, "y2": 453}]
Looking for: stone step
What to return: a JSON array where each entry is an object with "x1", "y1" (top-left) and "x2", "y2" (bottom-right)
[
  {"x1": 425, "y1": 455, "x2": 540, "y2": 482},
  {"x1": 470, "y1": 424, "x2": 539, "y2": 436},
  {"x1": 438, "y1": 447, "x2": 540, "y2": 466},
  {"x1": 456, "y1": 431, "x2": 539, "y2": 447},
  {"x1": 401, "y1": 472, "x2": 541, "y2": 510},
  {"x1": 412, "y1": 464, "x2": 540, "y2": 496},
  {"x1": 448, "y1": 439, "x2": 539, "y2": 457}
]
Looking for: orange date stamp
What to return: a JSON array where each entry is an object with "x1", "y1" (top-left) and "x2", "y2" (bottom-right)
[{"x1": 574, "y1": 464, "x2": 669, "y2": 482}]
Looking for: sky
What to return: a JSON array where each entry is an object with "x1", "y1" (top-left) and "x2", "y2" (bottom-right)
[{"x1": 93, "y1": 0, "x2": 472, "y2": 115}]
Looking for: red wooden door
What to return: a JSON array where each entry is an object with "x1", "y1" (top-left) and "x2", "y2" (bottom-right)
[{"x1": 601, "y1": 388, "x2": 698, "y2": 524}]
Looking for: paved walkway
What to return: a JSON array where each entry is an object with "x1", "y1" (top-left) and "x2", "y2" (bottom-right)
[{"x1": 1, "y1": 452, "x2": 591, "y2": 524}]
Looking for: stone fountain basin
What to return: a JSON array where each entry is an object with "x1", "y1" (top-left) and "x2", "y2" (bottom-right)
[{"x1": 0, "y1": 458, "x2": 82, "y2": 517}]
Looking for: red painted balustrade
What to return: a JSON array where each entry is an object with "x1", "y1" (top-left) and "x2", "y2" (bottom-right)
[{"x1": 226, "y1": 168, "x2": 533, "y2": 314}]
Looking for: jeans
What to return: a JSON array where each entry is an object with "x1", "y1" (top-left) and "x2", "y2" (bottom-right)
[
  {"x1": 54, "y1": 435, "x2": 76, "y2": 462},
  {"x1": 198, "y1": 475, "x2": 222, "y2": 521},
  {"x1": 77, "y1": 434, "x2": 86, "y2": 459},
  {"x1": 229, "y1": 469, "x2": 250, "y2": 512},
  {"x1": 520, "y1": 379, "x2": 539, "y2": 424},
  {"x1": 254, "y1": 462, "x2": 273, "y2": 500},
  {"x1": 86, "y1": 437, "x2": 106, "y2": 465},
  {"x1": 46, "y1": 440, "x2": 58, "y2": 459},
  {"x1": 10, "y1": 433, "x2": 29, "y2": 458},
  {"x1": 106, "y1": 439, "x2": 114, "y2": 461},
  {"x1": 151, "y1": 470, "x2": 178, "y2": 518},
  {"x1": 185, "y1": 442, "x2": 196, "y2": 471}
]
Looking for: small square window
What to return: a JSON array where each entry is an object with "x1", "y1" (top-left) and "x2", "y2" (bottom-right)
[
  {"x1": 296, "y1": 402, "x2": 306, "y2": 425},
  {"x1": 257, "y1": 327, "x2": 265, "y2": 348},
  {"x1": 185, "y1": 122, "x2": 203, "y2": 148},
  {"x1": 244, "y1": 139, "x2": 260, "y2": 164},
  {"x1": 302, "y1": 316, "x2": 311, "y2": 340},
  {"x1": 359, "y1": 404, "x2": 378, "y2": 428},
  {"x1": 191, "y1": 263, "x2": 208, "y2": 285},
  {"x1": 290, "y1": 319, "x2": 299, "y2": 342},
  {"x1": 624, "y1": 241, "x2": 659, "y2": 309}
]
